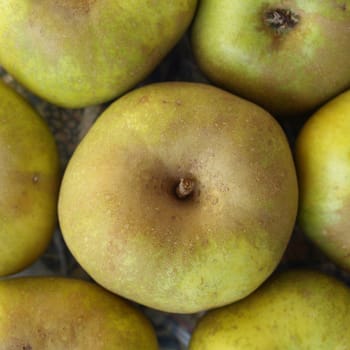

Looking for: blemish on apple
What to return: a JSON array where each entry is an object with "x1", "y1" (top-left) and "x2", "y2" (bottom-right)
[
  {"x1": 32, "y1": 173, "x2": 40, "y2": 184},
  {"x1": 264, "y1": 8, "x2": 300, "y2": 35},
  {"x1": 138, "y1": 95, "x2": 149, "y2": 104}
]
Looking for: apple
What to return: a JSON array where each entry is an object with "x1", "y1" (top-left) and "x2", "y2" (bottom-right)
[
  {"x1": 0, "y1": 276, "x2": 158, "y2": 349},
  {"x1": 189, "y1": 269, "x2": 350, "y2": 349},
  {"x1": 295, "y1": 90, "x2": 350, "y2": 269},
  {"x1": 0, "y1": 1, "x2": 197, "y2": 108},
  {"x1": 191, "y1": 0, "x2": 350, "y2": 118},
  {"x1": 0, "y1": 79, "x2": 60, "y2": 276},
  {"x1": 58, "y1": 82, "x2": 298, "y2": 313}
]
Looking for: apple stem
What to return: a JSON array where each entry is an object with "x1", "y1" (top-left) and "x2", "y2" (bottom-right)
[
  {"x1": 176, "y1": 178, "x2": 195, "y2": 199},
  {"x1": 264, "y1": 8, "x2": 299, "y2": 34}
]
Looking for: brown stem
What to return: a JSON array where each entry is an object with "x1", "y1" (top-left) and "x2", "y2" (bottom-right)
[{"x1": 175, "y1": 178, "x2": 195, "y2": 199}]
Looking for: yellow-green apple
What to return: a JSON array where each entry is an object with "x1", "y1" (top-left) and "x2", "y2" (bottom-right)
[
  {"x1": 0, "y1": 0, "x2": 197, "y2": 108},
  {"x1": 0, "y1": 80, "x2": 60, "y2": 276},
  {"x1": 295, "y1": 90, "x2": 350, "y2": 269},
  {"x1": 58, "y1": 82, "x2": 298, "y2": 313},
  {"x1": 0, "y1": 276, "x2": 158, "y2": 349},
  {"x1": 189, "y1": 269, "x2": 350, "y2": 349},
  {"x1": 191, "y1": 0, "x2": 350, "y2": 118}
]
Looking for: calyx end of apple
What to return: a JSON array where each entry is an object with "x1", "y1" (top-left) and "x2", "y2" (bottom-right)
[
  {"x1": 264, "y1": 8, "x2": 300, "y2": 34},
  {"x1": 175, "y1": 177, "x2": 195, "y2": 199}
]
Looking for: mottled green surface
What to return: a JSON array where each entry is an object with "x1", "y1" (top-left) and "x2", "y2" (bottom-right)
[
  {"x1": 191, "y1": 0, "x2": 350, "y2": 118},
  {"x1": 0, "y1": 0, "x2": 197, "y2": 108},
  {"x1": 190, "y1": 269, "x2": 350, "y2": 349},
  {"x1": 296, "y1": 90, "x2": 350, "y2": 270}
]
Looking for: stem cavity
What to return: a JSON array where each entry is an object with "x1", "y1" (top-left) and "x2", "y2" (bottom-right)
[
  {"x1": 264, "y1": 8, "x2": 300, "y2": 34},
  {"x1": 175, "y1": 177, "x2": 195, "y2": 199}
]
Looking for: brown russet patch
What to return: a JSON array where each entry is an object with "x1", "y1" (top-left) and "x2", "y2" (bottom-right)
[
  {"x1": 58, "y1": 0, "x2": 96, "y2": 13},
  {"x1": 338, "y1": 3, "x2": 347, "y2": 11}
]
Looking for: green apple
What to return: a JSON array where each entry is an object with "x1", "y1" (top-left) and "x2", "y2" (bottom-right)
[
  {"x1": 0, "y1": 1, "x2": 197, "y2": 108},
  {"x1": 0, "y1": 80, "x2": 60, "y2": 276},
  {"x1": 0, "y1": 276, "x2": 158, "y2": 349},
  {"x1": 295, "y1": 90, "x2": 350, "y2": 269},
  {"x1": 189, "y1": 269, "x2": 350, "y2": 349},
  {"x1": 191, "y1": 0, "x2": 350, "y2": 118},
  {"x1": 58, "y1": 82, "x2": 298, "y2": 313}
]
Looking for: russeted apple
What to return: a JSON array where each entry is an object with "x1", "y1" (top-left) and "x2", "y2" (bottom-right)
[
  {"x1": 58, "y1": 82, "x2": 298, "y2": 313},
  {"x1": 191, "y1": 0, "x2": 350, "y2": 118},
  {"x1": 189, "y1": 269, "x2": 350, "y2": 349},
  {"x1": 0, "y1": 80, "x2": 60, "y2": 276},
  {"x1": 0, "y1": 277, "x2": 158, "y2": 349},
  {"x1": 0, "y1": 1, "x2": 197, "y2": 108},
  {"x1": 295, "y1": 90, "x2": 350, "y2": 269}
]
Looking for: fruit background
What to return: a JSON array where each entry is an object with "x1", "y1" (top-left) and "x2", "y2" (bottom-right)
[{"x1": 1, "y1": 30, "x2": 349, "y2": 349}]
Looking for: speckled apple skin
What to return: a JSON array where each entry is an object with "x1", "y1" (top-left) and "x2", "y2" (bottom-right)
[{"x1": 58, "y1": 82, "x2": 298, "y2": 313}]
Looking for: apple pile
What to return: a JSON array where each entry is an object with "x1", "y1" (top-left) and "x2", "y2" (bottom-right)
[{"x1": 0, "y1": 0, "x2": 349, "y2": 348}]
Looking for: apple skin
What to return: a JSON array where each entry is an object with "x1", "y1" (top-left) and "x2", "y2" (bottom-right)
[
  {"x1": 189, "y1": 269, "x2": 350, "y2": 349},
  {"x1": 191, "y1": 0, "x2": 350, "y2": 118},
  {"x1": 0, "y1": 0, "x2": 197, "y2": 108},
  {"x1": 0, "y1": 277, "x2": 158, "y2": 349},
  {"x1": 58, "y1": 82, "x2": 298, "y2": 313},
  {"x1": 295, "y1": 90, "x2": 350, "y2": 269},
  {"x1": 0, "y1": 80, "x2": 60, "y2": 276}
]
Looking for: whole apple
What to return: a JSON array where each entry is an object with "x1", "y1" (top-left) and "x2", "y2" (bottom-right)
[
  {"x1": 295, "y1": 90, "x2": 350, "y2": 269},
  {"x1": 191, "y1": 0, "x2": 350, "y2": 118},
  {"x1": 0, "y1": 0, "x2": 197, "y2": 108},
  {"x1": 189, "y1": 269, "x2": 350, "y2": 349},
  {"x1": 58, "y1": 82, "x2": 298, "y2": 313}
]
